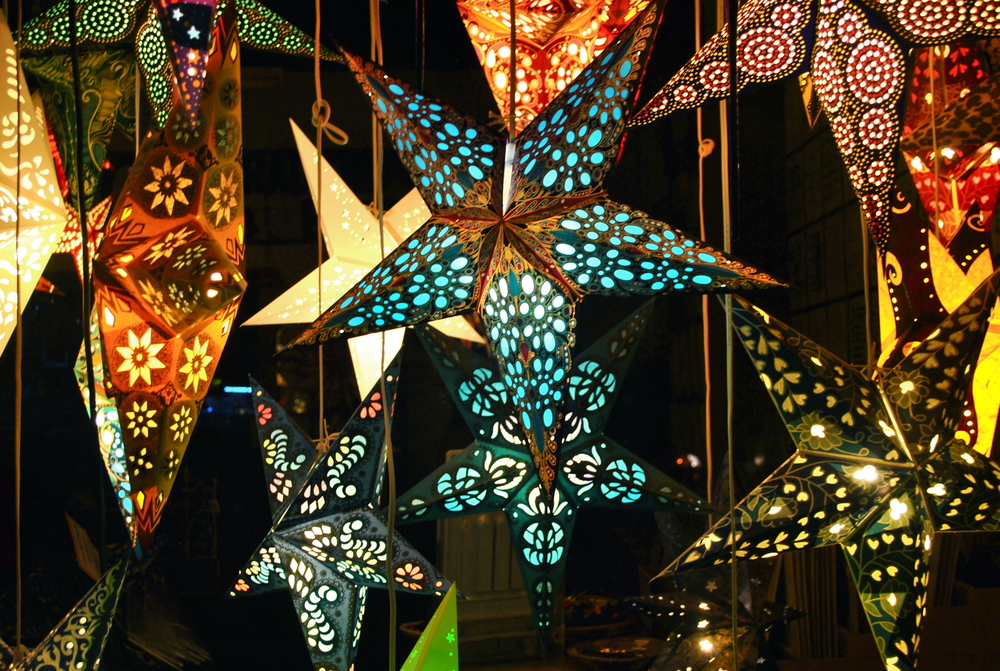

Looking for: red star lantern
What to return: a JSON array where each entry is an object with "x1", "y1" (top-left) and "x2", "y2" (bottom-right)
[{"x1": 54, "y1": 197, "x2": 114, "y2": 284}]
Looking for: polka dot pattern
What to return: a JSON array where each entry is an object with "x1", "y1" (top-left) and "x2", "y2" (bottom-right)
[
  {"x1": 345, "y1": 52, "x2": 503, "y2": 215},
  {"x1": 631, "y1": 0, "x2": 815, "y2": 123},
  {"x1": 510, "y1": 3, "x2": 659, "y2": 214}
]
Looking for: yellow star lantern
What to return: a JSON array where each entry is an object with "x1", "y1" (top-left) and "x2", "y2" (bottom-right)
[
  {"x1": 244, "y1": 119, "x2": 482, "y2": 396},
  {"x1": 93, "y1": 2, "x2": 245, "y2": 553},
  {"x1": 661, "y1": 272, "x2": 1000, "y2": 671},
  {"x1": 0, "y1": 10, "x2": 68, "y2": 358},
  {"x1": 459, "y1": 0, "x2": 651, "y2": 131}
]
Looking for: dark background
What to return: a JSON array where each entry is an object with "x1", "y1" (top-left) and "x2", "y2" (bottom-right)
[{"x1": 4, "y1": 0, "x2": 990, "y2": 669}]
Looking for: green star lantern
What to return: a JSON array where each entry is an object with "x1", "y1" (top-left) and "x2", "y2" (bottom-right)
[
  {"x1": 14, "y1": 557, "x2": 129, "y2": 671},
  {"x1": 659, "y1": 272, "x2": 1000, "y2": 671},
  {"x1": 229, "y1": 350, "x2": 454, "y2": 671}
]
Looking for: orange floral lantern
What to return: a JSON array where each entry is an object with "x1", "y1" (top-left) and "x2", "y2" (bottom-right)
[{"x1": 93, "y1": 1, "x2": 245, "y2": 552}]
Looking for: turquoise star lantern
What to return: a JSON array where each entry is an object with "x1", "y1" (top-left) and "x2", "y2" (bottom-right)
[
  {"x1": 394, "y1": 302, "x2": 716, "y2": 644},
  {"x1": 290, "y1": 0, "x2": 783, "y2": 494}
]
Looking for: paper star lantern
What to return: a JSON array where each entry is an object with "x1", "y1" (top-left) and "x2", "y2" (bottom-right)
[
  {"x1": 229, "y1": 354, "x2": 454, "y2": 671},
  {"x1": 458, "y1": 0, "x2": 650, "y2": 131},
  {"x1": 243, "y1": 119, "x2": 483, "y2": 397},
  {"x1": 290, "y1": 1, "x2": 782, "y2": 493},
  {"x1": 901, "y1": 47, "x2": 998, "y2": 246},
  {"x1": 876, "y1": 46, "x2": 1000, "y2": 456},
  {"x1": 400, "y1": 583, "x2": 459, "y2": 671},
  {"x1": 651, "y1": 625, "x2": 755, "y2": 671},
  {"x1": 92, "y1": 1, "x2": 245, "y2": 552},
  {"x1": 75, "y1": 310, "x2": 135, "y2": 535},
  {"x1": 14, "y1": 557, "x2": 129, "y2": 671},
  {"x1": 659, "y1": 273, "x2": 1000, "y2": 671},
  {"x1": 394, "y1": 302, "x2": 714, "y2": 643},
  {"x1": 629, "y1": 0, "x2": 1000, "y2": 250},
  {"x1": 20, "y1": 0, "x2": 341, "y2": 129},
  {"x1": 625, "y1": 591, "x2": 742, "y2": 631},
  {"x1": 0, "y1": 11, "x2": 70, "y2": 359},
  {"x1": 22, "y1": 49, "x2": 136, "y2": 213}
]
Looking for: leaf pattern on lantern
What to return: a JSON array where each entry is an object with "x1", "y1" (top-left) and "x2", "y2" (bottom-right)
[
  {"x1": 17, "y1": 557, "x2": 129, "y2": 671},
  {"x1": 661, "y1": 271, "x2": 1000, "y2": 671}
]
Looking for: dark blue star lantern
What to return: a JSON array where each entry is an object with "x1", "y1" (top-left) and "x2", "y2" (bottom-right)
[
  {"x1": 154, "y1": 0, "x2": 217, "y2": 128},
  {"x1": 659, "y1": 272, "x2": 1000, "y2": 671},
  {"x1": 289, "y1": 0, "x2": 784, "y2": 496},
  {"x1": 228, "y1": 350, "x2": 454, "y2": 671},
  {"x1": 392, "y1": 302, "x2": 716, "y2": 645}
]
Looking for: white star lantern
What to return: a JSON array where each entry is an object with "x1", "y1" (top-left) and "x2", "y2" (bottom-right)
[
  {"x1": 0, "y1": 11, "x2": 68, "y2": 358},
  {"x1": 244, "y1": 120, "x2": 482, "y2": 395}
]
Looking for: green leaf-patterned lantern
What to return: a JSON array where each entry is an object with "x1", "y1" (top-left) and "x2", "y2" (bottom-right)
[{"x1": 660, "y1": 271, "x2": 1000, "y2": 671}]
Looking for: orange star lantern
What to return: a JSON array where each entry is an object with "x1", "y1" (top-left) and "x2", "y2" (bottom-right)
[
  {"x1": 459, "y1": 0, "x2": 650, "y2": 131},
  {"x1": 93, "y1": 2, "x2": 244, "y2": 553}
]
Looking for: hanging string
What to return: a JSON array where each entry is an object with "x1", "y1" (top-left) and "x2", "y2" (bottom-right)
[
  {"x1": 312, "y1": 0, "x2": 328, "y2": 457},
  {"x1": 928, "y1": 47, "x2": 942, "y2": 242},
  {"x1": 722, "y1": 0, "x2": 739, "y2": 659},
  {"x1": 366, "y1": 2, "x2": 396, "y2": 669},
  {"x1": 694, "y1": 0, "x2": 715, "y2": 515},
  {"x1": 508, "y1": 0, "x2": 517, "y2": 140},
  {"x1": 415, "y1": 0, "x2": 426, "y2": 93},
  {"x1": 861, "y1": 209, "x2": 873, "y2": 369},
  {"x1": 134, "y1": 66, "x2": 140, "y2": 157},
  {"x1": 67, "y1": 0, "x2": 101, "y2": 569},
  {"x1": 13, "y1": 0, "x2": 23, "y2": 653}
]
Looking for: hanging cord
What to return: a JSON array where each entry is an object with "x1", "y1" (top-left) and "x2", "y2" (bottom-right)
[
  {"x1": 723, "y1": 0, "x2": 739, "y2": 658},
  {"x1": 861, "y1": 209, "x2": 873, "y2": 370},
  {"x1": 13, "y1": 0, "x2": 23, "y2": 654},
  {"x1": 508, "y1": 0, "x2": 517, "y2": 140},
  {"x1": 694, "y1": 0, "x2": 715, "y2": 516},
  {"x1": 312, "y1": 0, "x2": 327, "y2": 456},
  {"x1": 415, "y1": 0, "x2": 425, "y2": 93},
  {"x1": 67, "y1": 0, "x2": 101, "y2": 568},
  {"x1": 134, "y1": 65, "x2": 140, "y2": 157},
  {"x1": 364, "y1": 2, "x2": 396, "y2": 669},
  {"x1": 928, "y1": 48, "x2": 942, "y2": 239}
]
